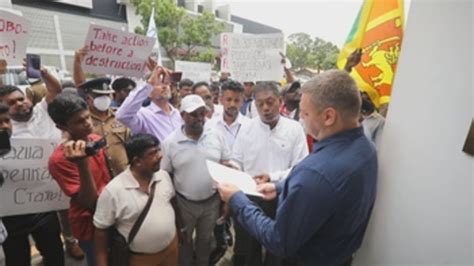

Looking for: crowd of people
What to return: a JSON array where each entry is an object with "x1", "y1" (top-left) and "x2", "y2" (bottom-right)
[{"x1": 0, "y1": 46, "x2": 383, "y2": 266}]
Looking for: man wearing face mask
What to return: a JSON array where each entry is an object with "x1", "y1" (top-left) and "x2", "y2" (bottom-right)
[
  {"x1": 77, "y1": 78, "x2": 130, "y2": 178},
  {"x1": 116, "y1": 67, "x2": 183, "y2": 142}
]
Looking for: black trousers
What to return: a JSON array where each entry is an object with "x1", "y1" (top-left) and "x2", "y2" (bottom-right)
[
  {"x1": 2, "y1": 212, "x2": 65, "y2": 266},
  {"x1": 232, "y1": 197, "x2": 301, "y2": 266}
]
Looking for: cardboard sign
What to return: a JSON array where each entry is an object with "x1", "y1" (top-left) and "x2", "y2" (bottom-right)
[
  {"x1": 220, "y1": 33, "x2": 285, "y2": 82},
  {"x1": 175, "y1": 60, "x2": 212, "y2": 82},
  {"x1": 0, "y1": 139, "x2": 69, "y2": 217},
  {"x1": 82, "y1": 24, "x2": 155, "y2": 78},
  {"x1": 0, "y1": 10, "x2": 30, "y2": 65}
]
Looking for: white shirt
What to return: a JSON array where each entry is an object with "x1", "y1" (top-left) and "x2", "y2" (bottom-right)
[
  {"x1": 205, "y1": 113, "x2": 249, "y2": 152},
  {"x1": 212, "y1": 104, "x2": 224, "y2": 119},
  {"x1": 11, "y1": 98, "x2": 61, "y2": 139},
  {"x1": 93, "y1": 168, "x2": 176, "y2": 254},
  {"x1": 161, "y1": 126, "x2": 230, "y2": 201},
  {"x1": 362, "y1": 111, "x2": 385, "y2": 146},
  {"x1": 232, "y1": 116, "x2": 308, "y2": 181},
  {"x1": 244, "y1": 100, "x2": 259, "y2": 119}
]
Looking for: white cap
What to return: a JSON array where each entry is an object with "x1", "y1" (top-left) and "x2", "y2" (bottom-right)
[{"x1": 180, "y1": 94, "x2": 206, "y2": 113}]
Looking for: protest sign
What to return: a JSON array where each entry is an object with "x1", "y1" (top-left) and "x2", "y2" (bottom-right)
[
  {"x1": 0, "y1": 139, "x2": 69, "y2": 216},
  {"x1": 82, "y1": 24, "x2": 155, "y2": 78},
  {"x1": 0, "y1": 10, "x2": 30, "y2": 65},
  {"x1": 175, "y1": 60, "x2": 212, "y2": 82},
  {"x1": 220, "y1": 33, "x2": 285, "y2": 82}
]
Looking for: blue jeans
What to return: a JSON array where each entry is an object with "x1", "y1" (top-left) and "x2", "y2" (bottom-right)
[{"x1": 79, "y1": 240, "x2": 96, "y2": 266}]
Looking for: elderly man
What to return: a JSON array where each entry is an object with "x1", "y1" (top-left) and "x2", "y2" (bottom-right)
[
  {"x1": 161, "y1": 94, "x2": 230, "y2": 266},
  {"x1": 218, "y1": 70, "x2": 378, "y2": 266},
  {"x1": 115, "y1": 67, "x2": 183, "y2": 142}
]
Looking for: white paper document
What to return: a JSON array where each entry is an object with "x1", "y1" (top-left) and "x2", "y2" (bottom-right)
[{"x1": 206, "y1": 160, "x2": 263, "y2": 197}]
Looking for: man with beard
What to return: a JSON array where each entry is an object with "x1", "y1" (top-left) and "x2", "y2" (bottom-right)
[
  {"x1": 230, "y1": 82, "x2": 308, "y2": 266},
  {"x1": 217, "y1": 70, "x2": 378, "y2": 266},
  {"x1": 116, "y1": 67, "x2": 183, "y2": 142},
  {"x1": 0, "y1": 69, "x2": 65, "y2": 266},
  {"x1": 160, "y1": 94, "x2": 231, "y2": 266},
  {"x1": 94, "y1": 134, "x2": 178, "y2": 266},
  {"x1": 205, "y1": 80, "x2": 249, "y2": 151}
]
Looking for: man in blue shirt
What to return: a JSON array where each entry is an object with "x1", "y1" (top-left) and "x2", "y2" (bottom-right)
[{"x1": 218, "y1": 70, "x2": 378, "y2": 266}]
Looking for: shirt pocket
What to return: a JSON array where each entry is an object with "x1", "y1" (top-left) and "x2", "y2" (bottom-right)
[
  {"x1": 270, "y1": 137, "x2": 293, "y2": 167},
  {"x1": 111, "y1": 126, "x2": 128, "y2": 143},
  {"x1": 200, "y1": 139, "x2": 222, "y2": 162}
]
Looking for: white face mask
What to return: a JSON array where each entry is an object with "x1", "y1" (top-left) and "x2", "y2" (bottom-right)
[{"x1": 93, "y1": 95, "x2": 112, "y2": 111}]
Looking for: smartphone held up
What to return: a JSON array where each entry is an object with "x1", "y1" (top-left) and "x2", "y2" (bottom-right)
[{"x1": 26, "y1": 54, "x2": 41, "y2": 79}]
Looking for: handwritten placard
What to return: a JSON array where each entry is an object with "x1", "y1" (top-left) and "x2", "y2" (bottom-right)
[
  {"x1": 0, "y1": 139, "x2": 69, "y2": 216},
  {"x1": 82, "y1": 24, "x2": 155, "y2": 78},
  {"x1": 175, "y1": 60, "x2": 211, "y2": 82},
  {"x1": 0, "y1": 10, "x2": 30, "y2": 65},
  {"x1": 220, "y1": 33, "x2": 285, "y2": 82}
]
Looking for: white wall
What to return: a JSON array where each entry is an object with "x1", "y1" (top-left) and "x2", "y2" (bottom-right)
[{"x1": 355, "y1": 0, "x2": 473, "y2": 265}]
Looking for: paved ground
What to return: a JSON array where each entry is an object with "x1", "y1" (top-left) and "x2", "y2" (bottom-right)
[{"x1": 0, "y1": 242, "x2": 233, "y2": 266}]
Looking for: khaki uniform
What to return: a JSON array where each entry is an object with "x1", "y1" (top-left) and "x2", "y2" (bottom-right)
[{"x1": 91, "y1": 109, "x2": 130, "y2": 178}]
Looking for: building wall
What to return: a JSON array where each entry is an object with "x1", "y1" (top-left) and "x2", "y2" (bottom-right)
[
  {"x1": 354, "y1": 1, "x2": 473, "y2": 265},
  {"x1": 12, "y1": 4, "x2": 127, "y2": 71}
]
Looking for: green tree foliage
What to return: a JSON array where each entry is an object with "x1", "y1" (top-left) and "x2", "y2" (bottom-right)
[
  {"x1": 286, "y1": 33, "x2": 340, "y2": 72},
  {"x1": 131, "y1": 0, "x2": 224, "y2": 66}
]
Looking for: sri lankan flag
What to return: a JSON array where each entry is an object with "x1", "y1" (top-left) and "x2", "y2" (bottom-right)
[{"x1": 337, "y1": 0, "x2": 404, "y2": 107}]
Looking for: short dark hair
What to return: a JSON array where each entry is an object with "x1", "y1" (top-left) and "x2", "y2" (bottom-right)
[
  {"x1": 47, "y1": 92, "x2": 88, "y2": 126},
  {"x1": 125, "y1": 133, "x2": 160, "y2": 164},
  {"x1": 0, "y1": 102, "x2": 9, "y2": 115},
  {"x1": 179, "y1": 78, "x2": 194, "y2": 89},
  {"x1": 210, "y1": 82, "x2": 220, "y2": 93},
  {"x1": 192, "y1": 81, "x2": 209, "y2": 94},
  {"x1": 254, "y1": 82, "x2": 280, "y2": 97},
  {"x1": 112, "y1": 77, "x2": 136, "y2": 92},
  {"x1": 0, "y1": 85, "x2": 22, "y2": 98},
  {"x1": 221, "y1": 80, "x2": 243, "y2": 94}
]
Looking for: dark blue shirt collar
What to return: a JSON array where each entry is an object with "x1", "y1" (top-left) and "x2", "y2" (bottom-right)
[{"x1": 313, "y1": 127, "x2": 364, "y2": 153}]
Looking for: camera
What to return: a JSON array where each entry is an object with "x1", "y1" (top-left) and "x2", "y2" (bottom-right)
[{"x1": 85, "y1": 138, "x2": 107, "y2": 156}]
